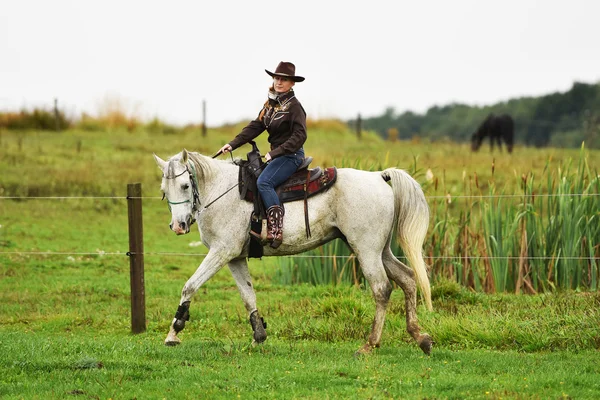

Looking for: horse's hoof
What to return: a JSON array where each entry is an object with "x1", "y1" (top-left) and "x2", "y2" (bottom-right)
[
  {"x1": 353, "y1": 350, "x2": 366, "y2": 358},
  {"x1": 418, "y1": 333, "x2": 434, "y2": 355},
  {"x1": 164, "y1": 334, "x2": 181, "y2": 346},
  {"x1": 354, "y1": 342, "x2": 376, "y2": 357}
]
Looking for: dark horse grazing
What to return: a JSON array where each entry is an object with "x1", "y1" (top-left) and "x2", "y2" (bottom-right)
[{"x1": 471, "y1": 113, "x2": 514, "y2": 153}]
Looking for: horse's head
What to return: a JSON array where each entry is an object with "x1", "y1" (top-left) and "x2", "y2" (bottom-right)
[
  {"x1": 154, "y1": 149, "x2": 199, "y2": 235},
  {"x1": 470, "y1": 132, "x2": 482, "y2": 151}
]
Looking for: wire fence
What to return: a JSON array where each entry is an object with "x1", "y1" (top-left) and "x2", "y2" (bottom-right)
[
  {"x1": 0, "y1": 250, "x2": 596, "y2": 262},
  {"x1": 1, "y1": 193, "x2": 599, "y2": 200},
  {"x1": 0, "y1": 193, "x2": 598, "y2": 261}
]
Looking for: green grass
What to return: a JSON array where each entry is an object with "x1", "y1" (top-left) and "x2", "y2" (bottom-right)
[
  {"x1": 2, "y1": 333, "x2": 600, "y2": 399},
  {"x1": 1, "y1": 248, "x2": 600, "y2": 399},
  {"x1": 1, "y1": 202, "x2": 600, "y2": 399},
  {"x1": 1, "y1": 127, "x2": 600, "y2": 398}
]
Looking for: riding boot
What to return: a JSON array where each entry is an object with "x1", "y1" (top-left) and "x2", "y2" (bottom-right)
[{"x1": 266, "y1": 205, "x2": 285, "y2": 249}]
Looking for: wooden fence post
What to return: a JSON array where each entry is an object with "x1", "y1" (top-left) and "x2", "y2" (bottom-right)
[
  {"x1": 202, "y1": 99, "x2": 207, "y2": 137},
  {"x1": 54, "y1": 98, "x2": 60, "y2": 132},
  {"x1": 356, "y1": 113, "x2": 362, "y2": 140},
  {"x1": 127, "y1": 182, "x2": 146, "y2": 333}
]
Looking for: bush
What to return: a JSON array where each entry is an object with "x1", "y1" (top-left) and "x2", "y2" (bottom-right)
[
  {"x1": 145, "y1": 117, "x2": 180, "y2": 135},
  {"x1": 0, "y1": 108, "x2": 70, "y2": 130},
  {"x1": 75, "y1": 112, "x2": 140, "y2": 133},
  {"x1": 76, "y1": 113, "x2": 105, "y2": 132}
]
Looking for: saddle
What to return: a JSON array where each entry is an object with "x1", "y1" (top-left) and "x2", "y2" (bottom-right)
[
  {"x1": 236, "y1": 142, "x2": 337, "y2": 258},
  {"x1": 241, "y1": 162, "x2": 337, "y2": 204}
]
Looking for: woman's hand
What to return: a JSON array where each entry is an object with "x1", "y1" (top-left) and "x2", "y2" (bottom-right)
[
  {"x1": 218, "y1": 144, "x2": 232, "y2": 154},
  {"x1": 265, "y1": 152, "x2": 272, "y2": 162}
]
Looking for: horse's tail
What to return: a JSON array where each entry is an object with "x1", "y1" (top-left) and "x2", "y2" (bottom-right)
[{"x1": 381, "y1": 168, "x2": 432, "y2": 311}]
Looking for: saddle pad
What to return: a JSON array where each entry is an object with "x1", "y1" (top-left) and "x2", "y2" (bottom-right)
[{"x1": 244, "y1": 167, "x2": 337, "y2": 204}]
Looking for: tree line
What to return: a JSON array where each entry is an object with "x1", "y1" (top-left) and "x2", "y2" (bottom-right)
[{"x1": 351, "y1": 81, "x2": 600, "y2": 149}]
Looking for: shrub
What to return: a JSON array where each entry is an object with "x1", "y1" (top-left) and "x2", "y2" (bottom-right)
[{"x1": 0, "y1": 108, "x2": 70, "y2": 130}]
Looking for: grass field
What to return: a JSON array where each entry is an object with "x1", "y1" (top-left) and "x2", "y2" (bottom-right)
[
  {"x1": 1, "y1": 125, "x2": 599, "y2": 398},
  {"x1": 1, "y1": 243, "x2": 599, "y2": 399}
]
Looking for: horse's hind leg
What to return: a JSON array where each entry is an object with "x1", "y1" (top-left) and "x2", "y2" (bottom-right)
[
  {"x1": 228, "y1": 258, "x2": 267, "y2": 344},
  {"x1": 354, "y1": 250, "x2": 393, "y2": 356},
  {"x1": 382, "y1": 248, "x2": 433, "y2": 355}
]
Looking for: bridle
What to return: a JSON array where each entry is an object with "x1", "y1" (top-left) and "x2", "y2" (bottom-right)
[
  {"x1": 162, "y1": 156, "x2": 245, "y2": 224},
  {"x1": 161, "y1": 148, "x2": 268, "y2": 226},
  {"x1": 162, "y1": 162, "x2": 201, "y2": 221}
]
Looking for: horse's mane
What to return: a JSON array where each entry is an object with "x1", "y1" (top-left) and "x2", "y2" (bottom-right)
[
  {"x1": 186, "y1": 151, "x2": 238, "y2": 181},
  {"x1": 178, "y1": 151, "x2": 211, "y2": 181},
  {"x1": 165, "y1": 150, "x2": 238, "y2": 182}
]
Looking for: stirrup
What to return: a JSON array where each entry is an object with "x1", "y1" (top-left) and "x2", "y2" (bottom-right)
[{"x1": 249, "y1": 230, "x2": 268, "y2": 244}]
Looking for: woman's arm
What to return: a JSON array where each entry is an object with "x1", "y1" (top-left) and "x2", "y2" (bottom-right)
[{"x1": 228, "y1": 119, "x2": 266, "y2": 151}]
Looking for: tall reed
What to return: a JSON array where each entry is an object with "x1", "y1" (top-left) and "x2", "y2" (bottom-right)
[{"x1": 276, "y1": 147, "x2": 599, "y2": 292}]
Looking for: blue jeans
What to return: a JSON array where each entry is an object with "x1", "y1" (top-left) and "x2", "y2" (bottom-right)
[{"x1": 257, "y1": 148, "x2": 305, "y2": 209}]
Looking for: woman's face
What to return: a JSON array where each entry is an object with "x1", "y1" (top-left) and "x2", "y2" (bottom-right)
[{"x1": 273, "y1": 76, "x2": 295, "y2": 93}]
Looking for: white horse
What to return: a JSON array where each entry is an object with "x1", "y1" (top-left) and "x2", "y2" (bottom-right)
[{"x1": 153, "y1": 149, "x2": 433, "y2": 355}]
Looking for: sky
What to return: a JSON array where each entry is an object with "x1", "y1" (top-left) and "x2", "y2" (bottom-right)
[{"x1": 1, "y1": 0, "x2": 599, "y2": 127}]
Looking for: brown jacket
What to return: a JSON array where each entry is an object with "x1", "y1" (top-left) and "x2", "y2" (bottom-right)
[{"x1": 229, "y1": 90, "x2": 307, "y2": 159}]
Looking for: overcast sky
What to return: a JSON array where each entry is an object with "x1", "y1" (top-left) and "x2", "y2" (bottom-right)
[{"x1": 1, "y1": 0, "x2": 599, "y2": 126}]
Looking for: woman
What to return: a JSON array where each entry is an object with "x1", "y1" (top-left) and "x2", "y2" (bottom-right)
[{"x1": 218, "y1": 61, "x2": 307, "y2": 249}]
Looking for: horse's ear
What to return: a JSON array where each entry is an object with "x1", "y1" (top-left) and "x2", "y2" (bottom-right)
[
  {"x1": 153, "y1": 153, "x2": 167, "y2": 170},
  {"x1": 181, "y1": 149, "x2": 189, "y2": 164}
]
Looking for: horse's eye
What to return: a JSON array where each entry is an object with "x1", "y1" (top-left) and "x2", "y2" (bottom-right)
[{"x1": 182, "y1": 184, "x2": 189, "y2": 190}]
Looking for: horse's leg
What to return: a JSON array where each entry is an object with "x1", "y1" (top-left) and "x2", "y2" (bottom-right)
[
  {"x1": 165, "y1": 249, "x2": 232, "y2": 346},
  {"x1": 382, "y1": 247, "x2": 433, "y2": 355},
  {"x1": 354, "y1": 249, "x2": 393, "y2": 356},
  {"x1": 228, "y1": 258, "x2": 267, "y2": 344}
]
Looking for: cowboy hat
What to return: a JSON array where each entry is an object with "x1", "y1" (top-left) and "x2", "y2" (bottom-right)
[{"x1": 265, "y1": 61, "x2": 305, "y2": 82}]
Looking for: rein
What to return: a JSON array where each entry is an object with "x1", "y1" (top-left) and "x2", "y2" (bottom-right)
[
  {"x1": 201, "y1": 147, "x2": 269, "y2": 210},
  {"x1": 201, "y1": 182, "x2": 240, "y2": 209},
  {"x1": 202, "y1": 152, "x2": 270, "y2": 209},
  {"x1": 199, "y1": 149, "x2": 242, "y2": 210},
  {"x1": 163, "y1": 151, "x2": 262, "y2": 219}
]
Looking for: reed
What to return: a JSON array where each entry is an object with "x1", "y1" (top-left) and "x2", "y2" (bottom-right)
[{"x1": 278, "y1": 146, "x2": 599, "y2": 292}]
